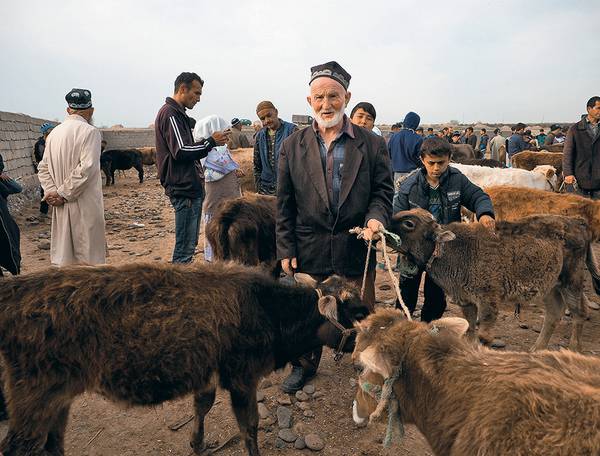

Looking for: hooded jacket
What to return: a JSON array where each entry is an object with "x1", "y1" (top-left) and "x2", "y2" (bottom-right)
[{"x1": 388, "y1": 112, "x2": 423, "y2": 173}]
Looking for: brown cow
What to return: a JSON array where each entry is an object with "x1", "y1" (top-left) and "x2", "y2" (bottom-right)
[
  {"x1": 388, "y1": 209, "x2": 600, "y2": 350},
  {"x1": 351, "y1": 309, "x2": 600, "y2": 456},
  {"x1": 205, "y1": 194, "x2": 279, "y2": 276},
  {"x1": 486, "y1": 185, "x2": 600, "y2": 241},
  {"x1": 450, "y1": 143, "x2": 476, "y2": 161},
  {"x1": 512, "y1": 151, "x2": 563, "y2": 176},
  {"x1": 0, "y1": 262, "x2": 369, "y2": 456},
  {"x1": 137, "y1": 146, "x2": 156, "y2": 166}
]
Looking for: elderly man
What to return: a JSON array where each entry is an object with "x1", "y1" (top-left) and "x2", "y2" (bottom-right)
[
  {"x1": 253, "y1": 101, "x2": 297, "y2": 195},
  {"x1": 564, "y1": 96, "x2": 600, "y2": 199},
  {"x1": 227, "y1": 117, "x2": 251, "y2": 149},
  {"x1": 38, "y1": 89, "x2": 106, "y2": 266},
  {"x1": 277, "y1": 61, "x2": 393, "y2": 392}
]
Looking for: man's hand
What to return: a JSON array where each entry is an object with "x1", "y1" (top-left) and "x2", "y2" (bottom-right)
[
  {"x1": 43, "y1": 190, "x2": 66, "y2": 207},
  {"x1": 564, "y1": 175, "x2": 576, "y2": 185},
  {"x1": 211, "y1": 130, "x2": 230, "y2": 146},
  {"x1": 281, "y1": 257, "x2": 297, "y2": 276},
  {"x1": 479, "y1": 215, "x2": 495, "y2": 231},
  {"x1": 363, "y1": 219, "x2": 384, "y2": 241},
  {"x1": 0, "y1": 173, "x2": 11, "y2": 181}
]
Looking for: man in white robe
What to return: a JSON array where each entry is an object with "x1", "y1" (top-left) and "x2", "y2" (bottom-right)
[{"x1": 38, "y1": 88, "x2": 106, "y2": 266}]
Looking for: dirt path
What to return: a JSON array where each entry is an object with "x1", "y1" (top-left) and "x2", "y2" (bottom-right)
[{"x1": 1, "y1": 168, "x2": 598, "y2": 455}]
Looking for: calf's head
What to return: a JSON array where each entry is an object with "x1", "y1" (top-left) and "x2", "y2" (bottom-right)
[
  {"x1": 351, "y1": 309, "x2": 469, "y2": 425},
  {"x1": 388, "y1": 208, "x2": 456, "y2": 268},
  {"x1": 294, "y1": 273, "x2": 369, "y2": 353}
]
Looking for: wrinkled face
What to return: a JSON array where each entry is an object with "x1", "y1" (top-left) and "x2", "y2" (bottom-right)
[
  {"x1": 257, "y1": 108, "x2": 280, "y2": 131},
  {"x1": 421, "y1": 154, "x2": 451, "y2": 180},
  {"x1": 351, "y1": 108, "x2": 375, "y2": 130},
  {"x1": 588, "y1": 101, "x2": 600, "y2": 123},
  {"x1": 307, "y1": 78, "x2": 351, "y2": 129}
]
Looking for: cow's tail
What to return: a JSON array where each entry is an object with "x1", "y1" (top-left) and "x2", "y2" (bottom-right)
[
  {"x1": 205, "y1": 204, "x2": 237, "y2": 260},
  {"x1": 586, "y1": 243, "x2": 600, "y2": 295}
]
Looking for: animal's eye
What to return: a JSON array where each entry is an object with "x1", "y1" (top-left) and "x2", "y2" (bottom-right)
[{"x1": 402, "y1": 219, "x2": 416, "y2": 230}]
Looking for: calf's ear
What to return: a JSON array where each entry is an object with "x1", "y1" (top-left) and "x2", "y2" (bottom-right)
[
  {"x1": 318, "y1": 295, "x2": 338, "y2": 321},
  {"x1": 545, "y1": 168, "x2": 555, "y2": 178},
  {"x1": 294, "y1": 273, "x2": 318, "y2": 288},
  {"x1": 431, "y1": 317, "x2": 469, "y2": 337},
  {"x1": 435, "y1": 229, "x2": 456, "y2": 243},
  {"x1": 359, "y1": 346, "x2": 393, "y2": 378}
]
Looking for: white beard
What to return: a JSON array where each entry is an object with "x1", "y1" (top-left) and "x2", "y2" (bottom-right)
[{"x1": 314, "y1": 108, "x2": 345, "y2": 129}]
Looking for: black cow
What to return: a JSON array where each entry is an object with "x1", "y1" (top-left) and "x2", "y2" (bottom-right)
[{"x1": 100, "y1": 149, "x2": 144, "y2": 186}]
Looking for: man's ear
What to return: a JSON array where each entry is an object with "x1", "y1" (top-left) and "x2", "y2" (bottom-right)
[
  {"x1": 306, "y1": 95, "x2": 312, "y2": 107},
  {"x1": 345, "y1": 90, "x2": 352, "y2": 108}
]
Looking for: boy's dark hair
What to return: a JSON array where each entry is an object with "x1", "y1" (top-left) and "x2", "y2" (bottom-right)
[
  {"x1": 427, "y1": 127, "x2": 434, "y2": 132},
  {"x1": 587, "y1": 96, "x2": 600, "y2": 109},
  {"x1": 420, "y1": 137, "x2": 453, "y2": 158},
  {"x1": 416, "y1": 127, "x2": 424, "y2": 132},
  {"x1": 174, "y1": 72, "x2": 204, "y2": 93},
  {"x1": 350, "y1": 102, "x2": 376, "y2": 120},
  {"x1": 481, "y1": 128, "x2": 486, "y2": 133},
  {"x1": 466, "y1": 126, "x2": 474, "y2": 133},
  {"x1": 513, "y1": 122, "x2": 526, "y2": 131},
  {"x1": 494, "y1": 128, "x2": 500, "y2": 134}
]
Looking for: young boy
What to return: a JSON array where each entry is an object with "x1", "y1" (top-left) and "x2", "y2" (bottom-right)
[{"x1": 393, "y1": 137, "x2": 495, "y2": 322}]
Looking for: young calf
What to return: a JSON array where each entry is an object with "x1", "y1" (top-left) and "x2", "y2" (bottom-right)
[
  {"x1": 450, "y1": 163, "x2": 558, "y2": 191},
  {"x1": 100, "y1": 149, "x2": 144, "y2": 186},
  {"x1": 352, "y1": 309, "x2": 600, "y2": 456},
  {"x1": 388, "y1": 209, "x2": 600, "y2": 350},
  {"x1": 0, "y1": 262, "x2": 368, "y2": 456}
]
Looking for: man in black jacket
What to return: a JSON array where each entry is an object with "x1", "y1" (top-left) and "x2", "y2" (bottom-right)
[
  {"x1": 393, "y1": 137, "x2": 495, "y2": 321},
  {"x1": 564, "y1": 96, "x2": 600, "y2": 199},
  {"x1": 154, "y1": 72, "x2": 228, "y2": 263}
]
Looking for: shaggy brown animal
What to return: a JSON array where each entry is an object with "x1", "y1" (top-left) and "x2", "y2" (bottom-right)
[
  {"x1": 486, "y1": 185, "x2": 600, "y2": 241},
  {"x1": 388, "y1": 209, "x2": 600, "y2": 350},
  {"x1": 0, "y1": 262, "x2": 369, "y2": 456},
  {"x1": 450, "y1": 144, "x2": 475, "y2": 161},
  {"x1": 544, "y1": 143, "x2": 564, "y2": 153},
  {"x1": 512, "y1": 151, "x2": 563, "y2": 176},
  {"x1": 137, "y1": 146, "x2": 156, "y2": 166},
  {"x1": 230, "y1": 148, "x2": 255, "y2": 193},
  {"x1": 351, "y1": 309, "x2": 600, "y2": 456},
  {"x1": 205, "y1": 194, "x2": 278, "y2": 276}
]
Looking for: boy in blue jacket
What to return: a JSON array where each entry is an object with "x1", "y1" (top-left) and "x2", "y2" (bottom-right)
[{"x1": 393, "y1": 137, "x2": 495, "y2": 321}]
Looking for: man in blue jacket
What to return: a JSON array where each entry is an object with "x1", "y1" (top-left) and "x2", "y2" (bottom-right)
[
  {"x1": 387, "y1": 111, "x2": 423, "y2": 189},
  {"x1": 253, "y1": 101, "x2": 297, "y2": 195},
  {"x1": 393, "y1": 137, "x2": 495, "y2": 322}
]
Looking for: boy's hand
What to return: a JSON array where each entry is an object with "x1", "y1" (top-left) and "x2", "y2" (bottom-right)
[{"x1": 479, "y1": 215, "x2": 495, "y2": 231}]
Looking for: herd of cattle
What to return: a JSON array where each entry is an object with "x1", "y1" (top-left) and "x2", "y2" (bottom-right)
[{"x1": 0, "y1": 142, "x2": 598, "y2": 455}]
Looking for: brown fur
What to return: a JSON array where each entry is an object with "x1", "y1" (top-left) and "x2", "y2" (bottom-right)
[
  {"x1": 389, "y1": 209, "x2": 599, "y2": 350},
  {"x1": 512, "y1": 151, "x2": 563, "y2": 175},
  {"x1": 137, "y1": 147, "x2": 156, "y2": 166},
  {"x1": 543, "y1": 143, "x2": 564, "y2": 153},
  {"x1": 205, "y1": 194, "x2": 279, "y2": 276},
  {"x1": 230, "y1": 148, "x2": 255, "y2": 193},
  {"x1": 450, "y1": 144, "x2": 476, "y2": 161},
  {"x1": 487, "y1": 185, "x2": 600, "y2": 241},
  {"x1": 0, "y1": 261, "x2": 368, "y2": 456},
  {"x1": 352, "y1": 309, "x2": 600, "y2": 456}
]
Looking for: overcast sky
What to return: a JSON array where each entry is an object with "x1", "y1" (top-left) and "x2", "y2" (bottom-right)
[{"x1": 1, "y1": 0, "x2": 598, "y2": 127}]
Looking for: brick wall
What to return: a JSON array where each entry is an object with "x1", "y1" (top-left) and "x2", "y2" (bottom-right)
[{"x1": 100, "y1": 128, "x2": 155, "y2": 150}]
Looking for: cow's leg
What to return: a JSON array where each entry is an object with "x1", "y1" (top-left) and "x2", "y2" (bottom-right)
[
  {"x1": 477, "y1": 301, "x2": 498, "y2": 345},
  {"x1": 110, "y1": 169, "x2": 115, "y2": 185},
  {"x1": 567, "y1": 291, "x2": 587, "y2": 352},
  {"x1": 459, "y1": 302, "x2": 478, "y2": 341},
  {"x1": 44, "y1": 402, "x2": 72, "y2": 456},
  {"x1": 137, "y1": 163, "x2": 144, "y2": 183},
  {"x1": 531, "y1": 288, "x2": 563, "y2": 351},
  {"x1": 230, "y1": 386, "x2": 260, "y2": 456},
  {"x1": 190, "y1": 387, "x2": 217, "y2": 455}
]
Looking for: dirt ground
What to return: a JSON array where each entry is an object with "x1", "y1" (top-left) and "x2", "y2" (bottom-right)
[{"x1": 1, "y1": 165, "x2": 599, "y2": 456}]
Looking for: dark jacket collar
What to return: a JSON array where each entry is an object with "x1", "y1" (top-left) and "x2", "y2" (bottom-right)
[{"x1": 166, "y1": 97, "x2": 187, "y2": 116}]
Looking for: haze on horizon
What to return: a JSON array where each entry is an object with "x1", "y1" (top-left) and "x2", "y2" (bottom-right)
[{"x1": 1, "y1": 0, "x2": 598, "y2": 128}]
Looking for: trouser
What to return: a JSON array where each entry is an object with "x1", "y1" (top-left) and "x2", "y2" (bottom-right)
[
  {"x1": 170, "y1": 196, "x2": 203, "y2": 264},
  {"x1": 579, "y1": 188, "x2": 600, "y2": 200},
  {"x1": 39, "y1": 186, "x2": 48, "y2": 214},
  {"x1": 291, "y1": 269, "x2": 376, "y2": 374},
  {"x1": 398, "y1": 269, "x2": 446, "y2": 322}
]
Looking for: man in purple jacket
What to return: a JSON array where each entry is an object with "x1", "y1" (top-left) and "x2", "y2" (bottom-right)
[{"x1": 154, "y1": 72, "x2": 228, "y2": 263}]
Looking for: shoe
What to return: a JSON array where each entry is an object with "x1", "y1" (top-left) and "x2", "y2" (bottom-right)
[{"x1": 281, "y1": 366, "x2": 308, "y2": 393}]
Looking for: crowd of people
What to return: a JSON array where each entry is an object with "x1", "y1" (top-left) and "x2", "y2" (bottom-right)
[{"x1": 1, "y1": 62, "x2": 599, "y2": 391}]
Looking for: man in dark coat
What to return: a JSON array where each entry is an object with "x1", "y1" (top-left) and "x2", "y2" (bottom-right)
[
  {"x1": 564, "y1": 96, "x2": 600, "y2": 199},
  {"x1": 32, "y1": 122, "x2": 54, "y2": 215},
  {"x1": 0, "y1": 154, "x2": 21, "y2": 277},
  {"x1": 276, "y1": 61, "x2": 393, "y2": 392}
]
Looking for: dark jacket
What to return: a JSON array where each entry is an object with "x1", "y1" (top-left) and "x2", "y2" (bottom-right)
[
  {"x1": 33, "y1": 137, "x2": 45, "y2": 172},
  {"x1": 393, "y1": 166, "x2": 495, "y2": 224},
  {"x1": 563, "y1": 116, "x2": 600, "y2": 190},
  {"x1": 507, "y1": 133, "x2": 529, "y2": 158},
  {"x1": 253, "y1": 120, "x2": 297, "y2": 193},
  {"x1": 466, "y1": 134, "x2": 478, "y2": 150},
  {"x1": 277, "y1": 124, "x2": 393, "y2": 276},
  {"x1": 154, "y1": 97, "x2": 216, "y2": 199},
  {"x1": 388, "y1": 112, "x2": 423, "y2": 173},
  {"x1": 0, "y1": 155, "x2": 20, "y2": 276}
]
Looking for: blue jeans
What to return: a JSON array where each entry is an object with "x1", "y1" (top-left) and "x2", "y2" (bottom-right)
[{"x1": 170, "y1": 196, "x2": 203, "y2": 264}]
